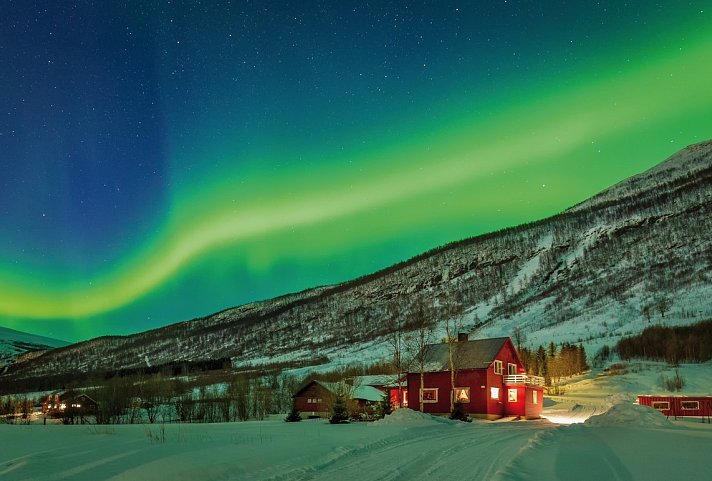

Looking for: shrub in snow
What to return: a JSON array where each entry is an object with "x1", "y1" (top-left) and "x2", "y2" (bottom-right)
[
  {"x1": 660, "y1": 369, "x2": 685, "y2": 392},
  {"x1": 449, "y1": 402, "x2": 472, "y2": 422}
]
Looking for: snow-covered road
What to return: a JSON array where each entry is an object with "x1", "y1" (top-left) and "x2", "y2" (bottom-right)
[
  {"x1": 2, "y1": 408, "x2": 711, "y2": 481},
  {"x1": 2, "y1": 363, "x2": 712, "y2": 480}
]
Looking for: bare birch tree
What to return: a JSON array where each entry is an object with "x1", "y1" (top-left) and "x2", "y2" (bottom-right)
[{"x1": 406, "y1": 295, "x2": 434, "y2": 411}]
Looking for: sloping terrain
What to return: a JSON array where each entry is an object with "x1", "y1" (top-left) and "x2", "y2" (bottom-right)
[
  {"x1": 3, "y1": 141, "x2": 712, "y2": 383},
  {"x1": 0, "y1": 327, "x2": 68, "y2": 372}
]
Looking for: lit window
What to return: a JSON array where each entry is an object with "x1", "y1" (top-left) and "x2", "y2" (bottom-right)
[
  {"x1": 453, "y1": 388, "x2": 470, "y2": 403},
  {"x1": 652, "y1": 401, "x2": 670, "y2": 410},
  {"x1": 317, "y1": 398, "x2": 322, "y2": 403},
  {"x1": 532, "y1": 390, "x2": 538, "y2": 405},
  {"x1": 508, "y1": 389, "x2": 517, "y2": 403},
  {"x1": 681, "y1": 401, "x2": 699, "y2": 410},
  {"x1": 493, "y1": 360, "x2": 503, "y2": 375},
  {"x1": 490, "y1": 387, "x2": 500, "y2": 400},
  {"x1": 421, "y1": 388, "x2": 438, "y2": 403},
  {"x1": 402, "y1": 391, "x2": 409, "y2": 407}
]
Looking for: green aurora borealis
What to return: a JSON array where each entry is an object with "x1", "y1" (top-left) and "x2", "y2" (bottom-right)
[{"x1": 2, "y1": 2, "x2": 712, "y2": 341}]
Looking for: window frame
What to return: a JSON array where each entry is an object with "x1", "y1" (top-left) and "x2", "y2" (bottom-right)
[
  {"x1": 532, "y1": 390, "x2": 538, "y2": 405},
  {"x1": 493, "y1": 360, "x2": 503, "y2": 375},
  {"x1": 681, "y1": 401, "x2": 699, "y2": 410},
  {"x1": 420, "y1": 388, "x2": 439, "y2": 404},
  {"x1": 490, "y1": 387, "x2": 500, "y2": 400},
  {"x1": 652, "y1": 401, "x2": 670, "y2": 410},
  {"x1": 507, "y1": 388, "x2": 518, "y2": 403},
  {"x1": 453, "y1": 387, "x2": 471, "y2": 404},
  {"x1": 508, "y1": 363, "x2": 518, "y2": 375}
]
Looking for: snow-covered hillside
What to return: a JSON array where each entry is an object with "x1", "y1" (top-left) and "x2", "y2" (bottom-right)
[
  {"x1": 2, "y1": 362, "x2": 711, "y2": 481},
  {"x1": 0, "y1": 327, "x2": 68, "y2": 371},
  {"x1": 3, "y1": 140, "x2": 712, "y2": 383}
]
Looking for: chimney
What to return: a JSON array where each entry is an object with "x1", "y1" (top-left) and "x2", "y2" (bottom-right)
[{"x1": 457, "y1": 333, "x2": 468, "y2": 342}]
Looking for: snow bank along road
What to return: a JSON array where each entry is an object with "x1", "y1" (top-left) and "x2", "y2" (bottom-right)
[{"x1": 1, "y1": 406, "x2": 711, "y2": 481}]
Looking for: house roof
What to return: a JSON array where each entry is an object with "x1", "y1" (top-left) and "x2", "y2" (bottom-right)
[
  {"x1": 419, "y1": 337, "x2": 511, "y2": 372},
  {"x1": 350, "y1": 374, "x2": 404, "y2": 388},
  {"x1": 292, "y1": 379, "x2": 343, "y2": 398},
  {"x1": 352, "y1": 385, "x2": 386, "y2": 402}
]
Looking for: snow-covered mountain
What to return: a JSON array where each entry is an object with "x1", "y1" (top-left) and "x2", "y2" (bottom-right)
[
  {"x1": 0, "y1": 326, "x2": 68, "y2": 371},
  {"x1": 3, "y1": 140, "x2": 712, "y2": 385}
]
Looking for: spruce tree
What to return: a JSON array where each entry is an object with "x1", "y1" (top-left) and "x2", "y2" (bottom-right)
[
  {"x1": 376, "y1": 392, "x2": 392, "y2": 419},
  {"x1": 285, "y1": 400, "x2": 302, "y2": 422},
  {"x1": 329, "y1": 393, "x2": 349, "y2": 424}
]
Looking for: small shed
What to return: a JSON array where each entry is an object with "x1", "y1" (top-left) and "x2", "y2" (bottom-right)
[
  {"x1": 349, "y1": 374, "x2": 408, "y2": 409},
  {"x1": 638, "y1": 395, "x2": 712, "y2": 421}
]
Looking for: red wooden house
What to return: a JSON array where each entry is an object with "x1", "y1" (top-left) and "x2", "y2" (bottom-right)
[
  {"x1": 292, "y1": 380, "x2": 337, "y2": 418},
  {"x1": 407, "y1": 336, "x2": 544, "y2": 420},
  {"x1": 638, "y1": 395, "x2": 712, "y2": 421}
]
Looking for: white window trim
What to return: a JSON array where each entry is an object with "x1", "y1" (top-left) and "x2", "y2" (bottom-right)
[
  {"x1": 652, "y1": 401, "x2": 670, "y2": 410},
  {"x1": 490, "y1": 387, "x2": 500, "y2": 400},
  {"x1": 681, "y1": 401, "x2": 699, "y2": 410},
  {"x1": 507, "y1": 388, "x2": 518, "y2": 403},
  {"x1": 493, "y1": 360, "x2": 503, "y2": 375},
  {"x1": 420, "y1": 388, "x2": 439, "y2": 404},
  {"x1": 508, "y1": 363, "x2": 518, "y2": 375},
  {"x1": 453, "y1": 387, "x2": 471, "y2": 403},
  {"x1": 532, "y1": 390, "x2": 538, "y2": 405}
]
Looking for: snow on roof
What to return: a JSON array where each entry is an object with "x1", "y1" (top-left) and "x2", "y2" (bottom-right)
[
  {"x1": 350, "y1": 374, "x2": 404, "y2": 388},
  {"x1": 351, "y1": 385, "x2": 386, "y2": 402},
  {"x1": 419, "y1": 337, "x2": 509, "y2": 372}
]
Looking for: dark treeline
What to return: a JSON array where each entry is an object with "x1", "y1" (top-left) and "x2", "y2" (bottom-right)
[
  {"x1": 0, "y1": 357, "x2": 234, "y2": 395},
  {"x1": 615, "y1": 320, "x2": 712, "y2": 364}
]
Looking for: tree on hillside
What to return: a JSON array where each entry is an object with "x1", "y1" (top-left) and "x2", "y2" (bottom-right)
[
  {"x1": 386, "y1": 300, "x2": 407, "y2": 406},
  {"x1": 407, "y1": 296, "x2": 434, "y2": 412},
  {"x1": 329, "y1": 391, "x2": 349, "y2": 424},
  {"x1": 440, "y1": 292, "x2": 464, "y2": 413}
]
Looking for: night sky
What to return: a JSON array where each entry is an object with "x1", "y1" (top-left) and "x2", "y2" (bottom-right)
[{"x1": 1, "y1": 1, "x2": 711, "y2": 342}]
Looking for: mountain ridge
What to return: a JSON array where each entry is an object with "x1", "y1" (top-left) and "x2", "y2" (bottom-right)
[
  {"x1": 0, "y1": 326, "x2": 69, "y2": 372},
  {"x1": 2, "y1": 140, "x2": 711, "y2": 388}
]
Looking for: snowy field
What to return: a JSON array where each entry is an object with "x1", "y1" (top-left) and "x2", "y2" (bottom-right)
[{"x1": 2, "y1": 362, "x2": 711, "y2": 481}]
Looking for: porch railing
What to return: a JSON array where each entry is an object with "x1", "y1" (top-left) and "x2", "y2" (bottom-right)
[{"x1": 503, "y1": 374, "x2": 545, "y2": 386}]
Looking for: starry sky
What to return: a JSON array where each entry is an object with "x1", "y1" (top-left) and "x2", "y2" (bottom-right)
[{"x1": 1, "y1": 1, "x2": 711, "y2": 342}]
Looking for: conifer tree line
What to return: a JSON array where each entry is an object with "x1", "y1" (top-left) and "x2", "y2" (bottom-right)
[
  {"x1": 519, "y1": 342, "x2": 589, "y2": 387},
  {"x1": 615, "y1": 320, "x2": 712, "y2": 364}
]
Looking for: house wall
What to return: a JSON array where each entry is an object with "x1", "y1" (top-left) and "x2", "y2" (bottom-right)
[
  {"x1": 407, "y1": 370, "x2": 488, "y2": 415},
  {"x1": 524, "y1": 386, "x2": 544, "y2": 419},
  {"x1": 485, "y1": 340, "x2": 522, "y2": 417},
  {"x1": 503, "y1": 385, "x2": 526, "y2": 417},
  {"x1": 294, "y1": 383, "x2": 334, "y2": 417},
  {"x1": 389, "y1": 387, "x2": 409, "y2": 409}
]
